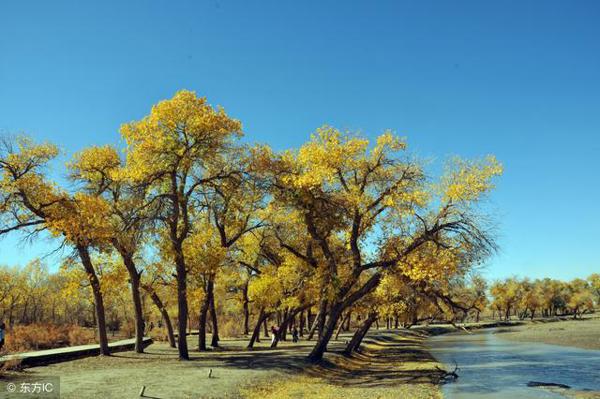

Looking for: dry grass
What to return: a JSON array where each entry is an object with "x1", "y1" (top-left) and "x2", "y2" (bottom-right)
[
  {"x1": 0, "y1": 357, "x2": 23, "y2": 380},
  {"x1": 4, "y1": 324, "x2": 96, "y2": 352}
]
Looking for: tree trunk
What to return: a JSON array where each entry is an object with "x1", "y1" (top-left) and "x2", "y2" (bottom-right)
[
  {"x1": 175, "y1": 250, "x2": 190, "y2": 360},
  {"x1": 242, "y1": 282, "x2": 250, "y2": 335},
  {"x1": 308, "y1": 298, "x2": 328, "y2": 341},
  {"x1": 334, "y1": 312, "x2": 351, "y2": 340},
  {"x1": 343, "y1": 312, "x2": 377, "y2": 355},
  {"x1": 282, "y1": 311, "x2": 290, "y2": 341},
  {"x1": 247, "y1": 309, "x2": 267, "y2": 349},
  {"x1": 263, "y1": 317, "x2": 269, "y2": 338},
  {"x1": 307, "y1": 304, "x2": 342, "y2": 362},
  {"x1": 270, "y1": 305, "x2": 311, "y2": 348},
  {"x1": 299, "y1": 310, "x2": 305, "y2": 337},
  {"x1": 77, "y1": 244, "x2": 110, "y2": 356},
  {"x1": 143, "y1": 285, "x2": 176, "y2": 348},
  {"x1": 317, "y1": 304, "x2": 327, "y2": 338},
  {"x1": 209, "y1": 288, "x2": 219, "y2": 347},
  {"x1": 270, "y1": 310, "x2": 290, "y2": 348},
  {"x1": 345, "y1": 311, "x2": 351, "y2": 330},
  {"x1": 307, "y1": 309, "x2": 321, "y2": 340},
  {"x1": 198, "y1": 278, "x2": 213, "y2": 351},
  {"x1": 21, "y1": 299, "x2": 28, "y2": 324},
  {"x1": 119, "y1": 251, "x2": 145, "y2": 353}
]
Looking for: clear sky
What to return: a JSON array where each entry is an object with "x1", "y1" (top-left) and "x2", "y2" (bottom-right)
[{"x1": 0, "y1": 0, "x2": 598, "y2": 281}]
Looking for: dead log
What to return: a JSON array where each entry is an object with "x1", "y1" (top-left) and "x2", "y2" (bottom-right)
[{"x1": 435, "y1": 362, "x2": 459, "y2": 383}]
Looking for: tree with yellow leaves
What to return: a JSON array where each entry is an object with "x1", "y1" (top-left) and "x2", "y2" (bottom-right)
[
  {"x1": 0, "y1": 136, "x2": 114, "y2": 354},
  {"x1": 194, "y1": 149, "x2": 266, "y2": 349},
  {"x1": 588, "y1": 273, "x2": 600, "y2": 306},
  {"x1": 141, "y1": 261, "x2": 178, "y2": 348},
  {"x1": 254, "y1": 126, "x2": 502, "y2": 361},
  {"x1": 68, "y1": 144, "x2": 154, "y2": 353},
  {"x1": 0, "y1": 264, "x2": 27, "y2": 326},
  {"x1": 120, "y1": 90, "x2": 242, "y2": 360}
]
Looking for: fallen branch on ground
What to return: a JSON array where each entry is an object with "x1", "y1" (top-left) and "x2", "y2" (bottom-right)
[{"x1": 435, "y1": 361, "x2": 459, "y2": 383}]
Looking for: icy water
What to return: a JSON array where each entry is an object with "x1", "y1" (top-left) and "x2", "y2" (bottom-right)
[{"x1": 428, "y1": 329, "x2": 600, "y2": 399}]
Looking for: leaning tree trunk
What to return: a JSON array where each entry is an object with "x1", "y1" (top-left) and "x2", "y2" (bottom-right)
[
  {"x1": 209, "y1": 289, "x2": 220, "y2": 347},
  {"x1": 270, "y1": 304, "x2": 312, "y2": 348},
  {"x1": 142, "y1": 285, "x2": 176, "y2": 348},
  {"x1": 343, "y1": 312, "x2": 377, "y2": 356},
  {"x1": 247, "y1": 309, "x2": 268, "y2": 349},
  {"x1": 307, "y1": 304, "x2": 342, "y2": 362},
  {"x1": 308, "y1": 297, "x2": 328, "y2": 341},
  {"x1": 307, "y1": 309, "x2": 321, "y2": 340},
  {"x1": 305, "y1": 308, "x2": 312, "y2": 335},
  {"x1": 77, "y1": 244, "x2": 110, "y2": 356},
  {"x1": 334, "y1": 312, "x2": 351, "y2": 340},
  {"x1": 119, "y1": 251, "x2": 145, "y2": 353},
  {"x1": 198, "y1": 278, "x2": 213, "y2": 351}
]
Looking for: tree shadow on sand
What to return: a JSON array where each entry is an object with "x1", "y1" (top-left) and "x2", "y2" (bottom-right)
[{"x1": 216, "y1": 330, "x2": 444, "y2": 389}]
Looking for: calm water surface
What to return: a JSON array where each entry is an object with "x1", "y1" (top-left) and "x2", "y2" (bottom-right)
[{"x1": 427, "y1": 329, "x2": 600, "y2": 399}]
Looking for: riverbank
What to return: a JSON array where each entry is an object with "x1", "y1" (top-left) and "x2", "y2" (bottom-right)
[
  {"x1": 415, "y1": 315, "x2": 600, "y2": 351},
  {"x1": 495, "y1": 317, "x2": 600, "y2": 350},
  {"x1": 1, "y1": 330, "x2": 442, "y2": 399}
]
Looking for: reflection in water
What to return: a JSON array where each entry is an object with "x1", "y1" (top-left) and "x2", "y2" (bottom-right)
[{"x1": 427, "y1": 329, "x2": 600, "y2": 399}]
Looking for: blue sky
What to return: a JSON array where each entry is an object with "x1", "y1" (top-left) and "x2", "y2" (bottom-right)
[{"x1": 0, "y1": 0, "x2": 598, "y2": 281}]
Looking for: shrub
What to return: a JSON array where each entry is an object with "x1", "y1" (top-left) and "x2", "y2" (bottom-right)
[
  {"x1": 4, "y1": 324, "x2": 96, "y2": 353},
  {"x1": 67, "y1": 325, "x2": 96, "y2": 346},
  {"x1": 149, "y1": 327, "x2": 170, "y2": 343},
  {"x1": 121, "y1": 320, "x2": 135, "y2": 338},
  {"x1": 220, "y1": 318, "x2": 243, "y2": 338}
]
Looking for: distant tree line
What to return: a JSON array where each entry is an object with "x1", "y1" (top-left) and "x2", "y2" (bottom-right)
[{"x1": 488, "y1": 275, "x2": 598, "y2": 320}]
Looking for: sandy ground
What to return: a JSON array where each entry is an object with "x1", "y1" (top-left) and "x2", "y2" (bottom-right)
[
  {"x1": 1, "y1": 331, "x2": 442, "y2": 399},
  {"x1": 493, "y1": 316, "x2": 600, "y2": 350}
]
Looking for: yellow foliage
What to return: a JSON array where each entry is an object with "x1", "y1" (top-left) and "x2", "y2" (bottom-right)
[
  {"x1": 442, "y1": 155, "x2": 503, "y2": 203},
  {"x1": 46, "y1": 193, "x2": 114, "y2": 246},
  {"x1": 68, "y1": 145, "x2": 121, "y2": 184},
  {"x1": 120, "y1": 90, "x2": 242, "y2": 182},
  {"x1": 397, "y1": 242, "x2": 461, "y2": 282},
  {"x1": 184, "y1": 223, "x2": 227, "y2": 275}
]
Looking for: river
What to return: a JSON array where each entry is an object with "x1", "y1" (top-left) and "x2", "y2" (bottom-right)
[{"x1": 427, "y1": 329, "x2": 600, "y2": 398}]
